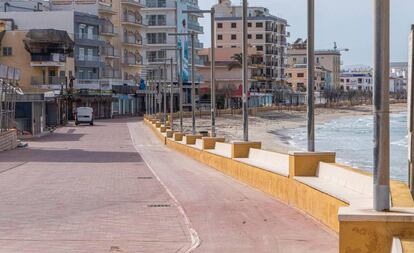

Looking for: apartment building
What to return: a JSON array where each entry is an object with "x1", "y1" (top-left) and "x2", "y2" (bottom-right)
[
  {"x1": 213, "y1": 0, "x2": 288, "y2": 93},
  {"x1": 199, "y1": 47, "x2": 273, "y2": 108},
  {"x1": 0, "y1": 11, "x2": 75, "y2": 135},
  {"x1": 340, "y1": 67, "x2": 373, "y2": 91},
  {"x1": 50, "y1": 0, "x2": 145, "y2": 117},
  {"x1": 142, "y1": 0, "x2": 203, "y2": 110},
  {"x1": 287, "y1": 38, "x2": 341, "y2": 89},
  {"x1": 286, "y1": 64, "x2": 331, "y2": 92}
]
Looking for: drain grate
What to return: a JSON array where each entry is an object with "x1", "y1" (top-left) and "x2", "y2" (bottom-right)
[
  {"x1": 147, "y1": 204, "x2": 171, "y2": 208},
  {"x1": 137, "y1": 176, "x2": 153, "y2": 180}
]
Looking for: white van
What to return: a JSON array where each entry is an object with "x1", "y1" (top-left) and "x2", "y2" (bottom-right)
[{"x1": 75, "y1": 107, "x2": 94, "y2": 126}]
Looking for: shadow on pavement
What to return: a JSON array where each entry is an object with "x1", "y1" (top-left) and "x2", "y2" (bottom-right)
[{"x1": 0, "y1": 148, "x2": 143, "y2": 163}]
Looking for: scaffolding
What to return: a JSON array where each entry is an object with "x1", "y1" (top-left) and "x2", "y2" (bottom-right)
[{"x1": 0, "y1": 65, "x2": 23, "y2": 132}]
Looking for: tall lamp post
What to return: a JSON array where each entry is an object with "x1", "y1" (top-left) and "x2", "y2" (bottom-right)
[
  {"x1": 242, "y1": 0, "x2": 249, "y2": 141},
  {"x1": 307, "y1": 0, "x2": 315, "y2": 152},
  {"x1": 169, "y1": 32, "x2": 196, "y2": 135},
  {"x1": 183, "y1": 8, "x2": 216, "y2": 137},
  {"x1": 373, "y1": 0, "x2": 390, "y2": 211}
]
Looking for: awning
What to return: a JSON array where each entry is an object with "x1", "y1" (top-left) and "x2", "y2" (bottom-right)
[{"x1": 23, "y1": 29, "x2": 74, "y2": 54}]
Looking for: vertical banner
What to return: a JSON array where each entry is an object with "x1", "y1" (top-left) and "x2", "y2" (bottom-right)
[{"x1": 177, "y1": 0, "x2": 189, "y2": 83}]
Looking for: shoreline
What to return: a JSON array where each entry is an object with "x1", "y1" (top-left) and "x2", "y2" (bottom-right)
[{"x1": 176, "y1": 103, "x2": 407, "y2": 154}]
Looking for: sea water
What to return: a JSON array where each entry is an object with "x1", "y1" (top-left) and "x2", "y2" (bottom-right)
[{"x1": 286, "y1": 113, "x2": 408, "y2": 182}]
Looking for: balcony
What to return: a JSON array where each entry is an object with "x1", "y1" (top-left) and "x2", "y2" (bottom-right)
[
  {"x1": 76, "y1": 55, "x2": 103, "y2": 62},
  {"x1": 123, "y1": 55, "x2": 143, "y2": 66},
  {"x1": 31, "y1": 76, "x2": 66, "y2": 90},
  {"x1": 189, "y1": 40, "x2": 203, "y2": 49},
  {"x1": 98, "y1": 1, "x2": 116, "y2": 15},
  {"x1": 121, "y1": 0, "x2": 145, "y2": 8},
  {"x1": 101, "y1": 47, "x2": 120, "y2": 58},
  {"x1": 75, "y1": 79, "x2": 112, "y2": 91},
  {"x1": 30, "y1": 54, "x2": 66, "y2": 67},
  {"x1": 188, "y1": 22, "x2": 203, "y2": 33},
  {"x1": 122, "y1": 15, "x2": 143, "y2": 26},
  {"x1": 123, "y1": 36, "x2": 143, "y2": 47},
  {"x1": 187, "y1": 5, "x2": 203, "y2": 17},
  {"x1": 102, "y1": 69, "x2": 121, "y2": 79},
  {"x1": 101, "y1": 25, "x2": 118, "y2": 36}
]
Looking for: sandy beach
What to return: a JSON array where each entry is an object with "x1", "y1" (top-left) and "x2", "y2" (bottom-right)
[{"x1": 175, "y1": 103, "x2": 407, "y2": 154}]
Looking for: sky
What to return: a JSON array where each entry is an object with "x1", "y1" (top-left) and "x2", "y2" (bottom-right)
[{"x1": 197, "y1": 0, "x2": 414, "y2": 66}]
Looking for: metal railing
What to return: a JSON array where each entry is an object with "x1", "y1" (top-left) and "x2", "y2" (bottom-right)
[
  {"x1": 76, "y1": 55, "x2": 103, "y2": 62},
  {"x1": 31, "y1": 76, "x2": 66, "y2": 86},
  {"x1": 75, "y1": 33, "x2": 104, "y2": 41},
  {"x1": 101, "y1": 47, "x2": 120, "y2": 57},
  {"x1": 123, "y1": 36, "x2": 142, "y2": 45},
  {"x1": 123, "y1": 15, "x2": 143, "y2": 25},
  {"x1": 101, "y1": 25, "x2": 118, "y2": 35}
]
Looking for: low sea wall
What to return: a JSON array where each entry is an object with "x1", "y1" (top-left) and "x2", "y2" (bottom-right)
[{"x1": 144, "y1": 116, "x2": 414, "y2": 253}]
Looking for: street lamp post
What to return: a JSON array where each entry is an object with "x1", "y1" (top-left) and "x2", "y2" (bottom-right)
[
  {"x1": 163, "y1": 62, "x2": 167, "y2": 125},
  {"x1": 373, "y1": 0, "x2": 390, "y2": 211},
  {"x1": 307, "y1": 0, "x2": 315, "y2": 152},
  {"x1": 169, "y1": 58, "x2": 174, "y2": 129},
  {"x1": 242, "y1": 0, "x2": 249, "y2": 141},
  {"x1": 183, "y1": 8, "x2": 216, "y2": 136}
]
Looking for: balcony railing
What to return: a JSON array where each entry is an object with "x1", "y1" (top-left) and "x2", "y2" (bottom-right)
[
  {"x1": 146, "y1": 0, "x2": 167, "y2": 8},
  {"x1": 148, "y1": 20, "x2": 167, "y2": 26},
  {"x1": 75, "y1": 33, "x2": 104, "y2": 41},
  {"x1": 101, "y1": 25, "x2": 118, "y2": 35},
  {"x1": 101, "y1": 48, "x2": 120, "y2": 58},
  {"x1": 31, "y1": 76, "x2": 66, "y2": 86},
  {"x1": 123, "y1": 36, "x2": 142, "y2": 45},
  {"x1": 123, "y1": 56, "x2": 143, "y2": 65},
  {"x1": 31, "y1": 54, "x2": 66, "y2": 62},
  {"x1": 188, "y1": 22, "x2": 203, "y2": 33},
  {"x1": 98, "y1": 2, "x2": 115, "y2": 13},
  {"x1": 189, "y1": 40, "x2": 203, "y2": 49},
  {"x1": 122, "y1": 15, "x2": 143, "y2": 25},
  {"x1": 121, "y1": 0, "x2": 144, "y2": 7},
  {"x1": 102, "y1": 69, "x2": 121, "y2": 79},
  {"x1": 76, "y1": 55, "x2": 103, "y2": 62}
]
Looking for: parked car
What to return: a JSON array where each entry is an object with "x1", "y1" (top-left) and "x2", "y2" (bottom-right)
[{"x1": 75, "y1": 107, "x2": 94, "y2": 126}]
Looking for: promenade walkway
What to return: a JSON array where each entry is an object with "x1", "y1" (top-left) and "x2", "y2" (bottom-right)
[{"x1": 0, "y1": 118, "x2": 338, "y2": 252}]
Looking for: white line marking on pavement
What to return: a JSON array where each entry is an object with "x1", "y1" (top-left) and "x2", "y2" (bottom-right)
[{"x1": 127, "y1": 123, "x2": 201, "y2": 252}]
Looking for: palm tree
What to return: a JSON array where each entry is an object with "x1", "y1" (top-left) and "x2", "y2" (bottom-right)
[{"x1": 227, "y1": 53, "x2": 243, "y2": 71}]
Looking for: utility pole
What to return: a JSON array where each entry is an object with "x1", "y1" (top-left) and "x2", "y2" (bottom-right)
[
  {"x1": 242, "y1": 0, "x2": 249, "y2": 141},
  {"x1": 373, "y1": 0, "x2": 390, "y2": 211},
  {"x1": 307, "y1": 0, "x2": 315, "y2": 152},
  {"x1": 163, "y1": 62, "x2": 167, "y2": 125},
  {"x1": 170, "y1": 57, "x2": 174, "y2": 129}
]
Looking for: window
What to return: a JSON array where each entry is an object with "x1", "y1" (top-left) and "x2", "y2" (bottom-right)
[
  {"x1": 217, "y1": 34, "x2": 223, "y2": 40},
  {"x1": 231, "y1": 45, "x2": 237, "y2": 48},
  {"x1": 297, "y1": 73, "x2": 305, "y2": 78},
  {"x1": 247, "y1": 22, "x2": 252, "y2": 28},
  {"x1": 358, "y1": 78, "x2": 363, "y2": 84},
  {"x1": 247, "y1": 34, "x2": 252, "y2": 39},
  {"x1": 2, "y1": 47, "x2": 12, "y2": 56},
  {"x1": 231, "y1": 22, "x2": 237, "y2": 28},
  {"x1": 218, "y1": 46, "x2": 223, "y2": 48},
  {"x1": 217, "y1": 23, "x2": 223, "y2": 29},
  {"x1": 147, "y1": 33, "x2": 166, "y2": 44},
  {"x1": 78, "y1": 48, "x2": 85, "y2": 61},
  {"x1": 231, "y1": 34, "x2": 237, "y2": 40},
  {"x1": 256, "y1": 46, "x2": 263, "y2": 51},
  {"x1": 256, "y1": 22, "x2": 263, "y2": 28},
  {"x1": 256, "y1": 34, "x2": 263, "y2": 40}
]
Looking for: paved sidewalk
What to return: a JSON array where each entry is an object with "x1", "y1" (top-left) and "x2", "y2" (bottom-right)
[
  {"x1": 129, "y1": 121, "x2": 339, "y2": 253},
  {"x1": 0, "y1": 118, "x2": 338, "y2": 252},
  {"x1": 0, "y1": 119, "x2": 192, "y2": 253}
]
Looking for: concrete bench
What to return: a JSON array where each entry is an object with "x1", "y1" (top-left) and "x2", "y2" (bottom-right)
[
  {"x1": 235, "y1": 148, "x2": 289, "y2": 177},
  {"x1": 205, "y1": 142, "x2": 232, "y2": 158},
  {"x1": 295, "y1": 162, "x2": 373, "y2": 207}
]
